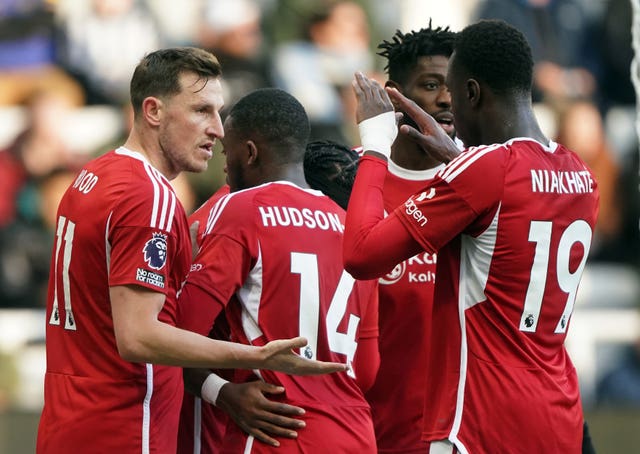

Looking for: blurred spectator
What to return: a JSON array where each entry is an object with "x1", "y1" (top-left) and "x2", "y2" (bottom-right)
[
  {"x1": 555, "y1": 100, "x2": 623, "y2": 260},
  {"x1": 595, "y1": 0, "x2": 635, "y2": 109},
  {"x1": 271, "y1": 0, "x2": 374, "y2": 144},
  {"x1": 0, "y1": 86, "x2": 85, "y2": 308},
  {"x1": 55, "y1": 0, "x2": 164, "y2": 105},
  {"x1": 0, "y1": 89, "x2": 82, "y2": 227},
  {"x1": 143, "y1": 0, "x2": 202, "y2": 46},
  {"x1": 195, "y1": 0, "x2": 271, "y2": 108},
  {"x1": 0, "y1": 0, "x2": 84, "y2": 106},
  {"x1": 596, "y1": 338, "x2": 640, "y2": 408},
  {"x1": 473, "y1": 0, "x2": 598, "y2": 107},
  {"x1": 0, "y1": 168, "x2": 77, "y2": 308}
]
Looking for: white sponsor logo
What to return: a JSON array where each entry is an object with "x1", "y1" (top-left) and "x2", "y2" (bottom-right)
[{"x1": 404, "y1": 198, "x2": 428, "y2": 227}]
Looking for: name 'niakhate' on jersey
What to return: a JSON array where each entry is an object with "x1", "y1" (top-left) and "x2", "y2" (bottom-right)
[
  {"x1": 37, "y1": 148, "x2": 192, "y2": 453},
  {"x1": 177, "y1": 181, "x2": 379, "y2": 453},
  {"x1": 344, "y1": 138, "x2": 599, "y2": 454}
]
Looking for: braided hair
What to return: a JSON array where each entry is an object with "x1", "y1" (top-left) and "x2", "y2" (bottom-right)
[
  {"x1": 377, "y1": 20, "x2": 456, "y2": 86},
  {"x1": 304, "y1": 140, "x2": 360, "y2": 210}
]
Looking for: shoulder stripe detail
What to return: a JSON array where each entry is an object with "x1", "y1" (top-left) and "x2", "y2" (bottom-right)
[
  {"x1": 142, "y1": 164, "x2": 161, "y2": 228},
  {"x1": 142, "y1": 163, "x2": 177, "y2": 231},
  {"x1": 439, "y1": 144, "x2": 502, "y2": 183},
  {"x1": 205, "y1": 192, "x2": 234, "y2": 236}
]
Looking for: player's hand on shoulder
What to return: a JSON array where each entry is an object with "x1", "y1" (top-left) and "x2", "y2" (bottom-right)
[
  {"x1": 260, "y1": 337, "x2": 349, "y2": 375},
  {"x1": 217, "y1": 381, "x2": 305, "y2": 447}
]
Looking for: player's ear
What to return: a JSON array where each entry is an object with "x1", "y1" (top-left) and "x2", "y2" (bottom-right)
[
  {"x1": 246, "y1": 140, "x2": 258, "y2": 165},
  {"x1": 142, "y1": 96, "x2": 162, "y2": 126},
  {"x1": 385, "y1": 81, "x2": 402, "y2": 111},
  {"x1": 467, "y1": 79, "x2": 481, "y2": 107}
]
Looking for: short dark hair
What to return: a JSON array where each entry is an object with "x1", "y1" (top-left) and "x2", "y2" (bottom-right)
[
  {"x1": 378, "y1": 20, "x2": 457, "y2": 85},
  {"x1": 227, "y1": 88, "x2": 310, "y2": 162},
  {"x1": 130, "y1": 47, "x2": 222, "y2": 115},
  {"x1": 454, "y1": 19, "x2": 534, "y2": 94},
  {"x1": 304, "y1": 140, "x2": 359, "y2": 210}
]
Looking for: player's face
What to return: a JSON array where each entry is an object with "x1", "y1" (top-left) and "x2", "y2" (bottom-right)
[
  {"x1": 220, "y1": 116, "x2": 249, "y2": 192},
  {"x1": 158, "y1": 72, "x2": 224, "y2": 176},
  {"x1": 399, "y1": 55, "x2": 455, "y2": 138},
  {"x1": 446, "y1": 52, "x2": 479, "y2": 147}
]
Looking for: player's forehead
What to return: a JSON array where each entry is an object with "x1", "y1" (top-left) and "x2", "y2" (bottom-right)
[
  {"x1": 176, "y1": 72, "x2": 224, "y2": 106},
  {"x1": 412, "y1": 54, "x2": 449, "y2": 78}
]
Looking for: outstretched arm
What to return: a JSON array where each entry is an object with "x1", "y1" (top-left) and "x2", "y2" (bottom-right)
[{"x1": 110, "y1": 285, "x2": 347, "y2": 374}]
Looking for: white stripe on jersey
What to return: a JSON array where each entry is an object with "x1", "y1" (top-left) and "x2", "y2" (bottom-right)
[
  {"x1": 243, "y1": 435, "x2": 255, "y2": 454},
  {"x1": 193, "y1": 397, "x2": 202, "y2": 454},
  {"x1": 448, "y1": 209, "x2": 499, "y2": 454},
  {"x1": 142, "y1": 164, "x2": 177, "y2": 231},
  {"x1": 238, "y1": 244, "x2": 265, "y2": 342},
  {"x1": 429, "y1": 440, "x2": 458, "y2": 454},
  {"x1": 205, "y1": 192, "x2": 234, "y2": 235},
  {"x1": 439, "y1": 144, "x2": 502, "y2": 183},
  {"x1": 142, "y1": 363, "x2": 153, "y2": 454},
  {"x1": 143, "y1": 164, "x2": 161, "y2": 228},
  {"x1": 115, "y1": 146, "x2": 177, "y2": 231}
]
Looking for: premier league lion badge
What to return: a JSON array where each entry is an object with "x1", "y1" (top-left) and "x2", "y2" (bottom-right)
[{"x1": 143, "y1": 232, "x2": 168, "y2": 270}]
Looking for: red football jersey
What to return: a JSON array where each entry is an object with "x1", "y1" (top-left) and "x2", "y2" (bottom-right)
[
  {"x1": 345, "y1": 139, "x2": 599, "y2": 453},
  {"x1": 365, "y1": 161, "x2": 443, "y2": 453},
  {"x1": 177, "y1": 184, "x2": 231, "y2": 454},
  {"x1": 37, "y1": 148, "x2": 192, "y2": 453},
  {"x1": 181, "y1": 181, "x2": 378, "y2": 453}
]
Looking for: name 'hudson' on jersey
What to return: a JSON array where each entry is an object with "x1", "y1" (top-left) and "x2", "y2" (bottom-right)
[{"x1": 258, "y1": 205, "x2": 344, "y2": 232}]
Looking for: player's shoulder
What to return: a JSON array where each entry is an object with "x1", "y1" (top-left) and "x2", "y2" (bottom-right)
[
  {"x1": 189, "y1": 185, "x2": 230, "y2": 225},
  {"x1": 201, "y1": 183, "x2": 272, "y2": 235},
  {"x1": 437, "y1": 142, "x2": 507, "y2": 183}
]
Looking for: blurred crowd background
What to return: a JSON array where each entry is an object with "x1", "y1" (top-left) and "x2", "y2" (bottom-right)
[{"x1": 0, "y1": 0, "x2": 638, "y2": 451}]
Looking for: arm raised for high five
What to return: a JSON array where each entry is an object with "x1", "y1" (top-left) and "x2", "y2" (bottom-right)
[{"x1": 386, "y1": 86, "x2": 461, "y2": 163}]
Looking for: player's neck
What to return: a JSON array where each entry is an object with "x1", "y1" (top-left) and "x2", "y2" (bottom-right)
[
  {"x1": 122, "y1": 130, "x2": 178, "y2": 180},
  {"x1": 259, "y1": 163, "x2": 309, "y2": 189},
  {"x1": 391, "y1": 135, "x2": 443, "y2": 171},
  {"x1": 482, "y1": 100, "x2": 549, "y2": 147}
]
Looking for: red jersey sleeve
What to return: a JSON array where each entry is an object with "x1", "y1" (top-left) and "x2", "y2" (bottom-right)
[
  {"x1": 108, "y1": 175, "x2": 184, "y2": 294},
  {"x1": 352, "y1": 280, "x2": 379, "y2": 392},
  {"x1": 394, "y1": 145, "x2": 507, "y2": 252},
  {"x1": 343, "y1": 155, "x2": 425, "y2": 280}
]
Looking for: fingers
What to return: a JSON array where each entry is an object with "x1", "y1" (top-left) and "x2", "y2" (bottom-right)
[
  {"x1": 293, "y1": 358, "x2": 349, "y2": 375},
  {"x1": 277, "y1": 336, "x2": 307, "y2": 351},
  {"x1": 244, "y1": 426, "x2": 282, "y2": 447},
  {"x1": 400, "y1": 124, "x2": 426, "y2": 142},
  {"x1": 386, "y1": 87, "x2": 430, "y2": 126}
]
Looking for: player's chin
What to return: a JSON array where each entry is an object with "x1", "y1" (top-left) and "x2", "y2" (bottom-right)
[{"x1": 186, "y1": 158, "x2": 209, "y2": 174}]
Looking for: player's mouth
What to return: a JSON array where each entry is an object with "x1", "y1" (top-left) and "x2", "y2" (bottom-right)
[
  {"x1": 200, "y1": 142, "x2": 214, "y2": 159},
  {"x1": 434, "y1": 112, "x2": 455, "y2": 136}
]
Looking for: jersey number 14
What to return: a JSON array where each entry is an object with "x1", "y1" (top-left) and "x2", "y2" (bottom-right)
[{"x1": 291, "y1": 252, "x2": 360, "y2": 378}]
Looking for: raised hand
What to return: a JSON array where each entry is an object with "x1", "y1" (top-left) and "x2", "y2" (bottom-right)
[
  {"x1": 352, "y1": 71, "x2": 395, "y2": 123},
  {"x1": 217, "y1": 381, "x2": 306, "y2": 447},
  {"x1": 386, "y1": 87, "x2": 461, "y2": 163},
  {"x1": 259, "y1": 337, "x2": 349, "y2": 375},
  {"x1": 352, "y1": 72, "x2": 398, "y2": 158}
]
